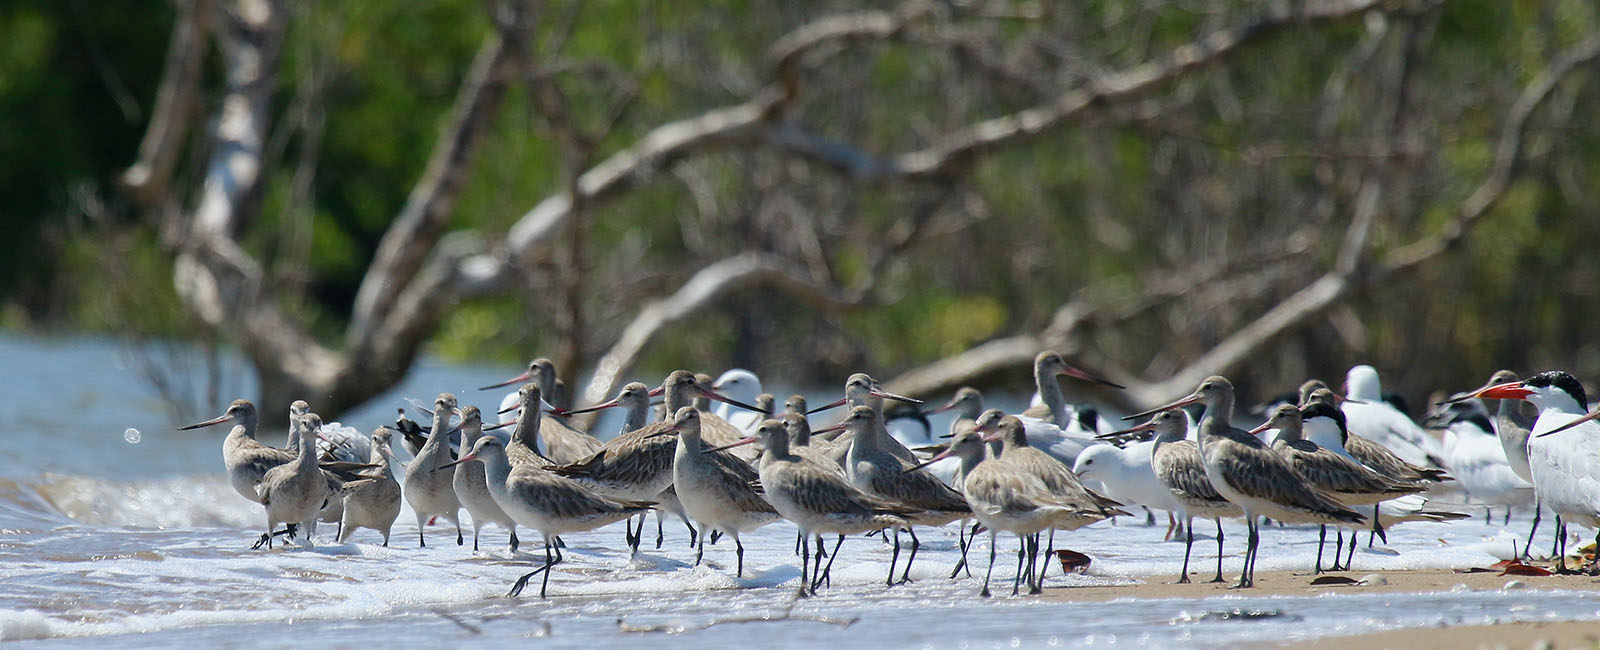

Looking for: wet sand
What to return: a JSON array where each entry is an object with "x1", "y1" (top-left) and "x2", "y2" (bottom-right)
[
  {"x1": 1260, "y1": 620, "x2": 1600, "y2": 649},
  {"x1": 1030, "y1": 567, "x2": 1600, "y2": 648},
  {"x1": 1038, "y1": 567, "x2": 1600, "y2": 601}
]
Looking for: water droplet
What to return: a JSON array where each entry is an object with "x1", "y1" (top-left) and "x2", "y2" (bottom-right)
[{"x1": 124, "y1": 428, "x2": 142, "y2": 444}]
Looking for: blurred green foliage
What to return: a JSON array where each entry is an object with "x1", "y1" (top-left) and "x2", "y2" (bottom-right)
[{"x1": 4, "y1": 0, "x2": 1600, "y2": 405}]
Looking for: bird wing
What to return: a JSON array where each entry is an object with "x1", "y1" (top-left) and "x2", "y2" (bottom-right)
[
  {"x1": 706, "y1": 450, "x2": 777, "y2": 514},
  {"x1": 1281, "y1": 441, "x2": 1422, "y2": 496},
  {"x1": 1213, "y1": 436, "x2": 1356, "y2": 522}
]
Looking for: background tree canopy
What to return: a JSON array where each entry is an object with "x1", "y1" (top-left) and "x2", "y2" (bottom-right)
[{"x1": 3, "y1": 0, "x2": 1598, "y2": 420}]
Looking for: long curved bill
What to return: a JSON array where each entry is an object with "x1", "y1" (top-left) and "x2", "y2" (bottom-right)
[
  {"x1": 479, "y1": 370, "x2": 531, "y2": 391},
  {"x1": 484, "y1": 419, "x2": 517, "y2": 432},
  {"x1": 704, "y1": 436, "x2": 757, "y2": 454},
  {"x1": 178, "y1": 412, "x2": 231, "y2": 431},
  {"x1": 805, "y1": 397, "x2": 847, "y2": 415},
  {"x1": 1097, "y1": 420, "x2": 1157, "y2": 441},
  {"x1": 1539, "y1": 405, "x2": 1600, "y2": 438},
  {"x1": 924, "y1": 396, "x2": 960, "y2": 415},
  {"x1": 1437, "y1": 378, "x2": 1519, "y2": 405},
  {"x1": 700, "y1": 389, "x2": 772, "y2": 415},
  {"x1": 404, "y1": 398, "x2": 435, "y2": 417},
  {"x1": 437, "y1": 452, "x2": 479, "y2": 471},
  {"x1": 811, "y1": 422, "x2": 847, "y2": 436},
  {"x1": 902, "y1": 445, "x2": 956, "y2": 473},
  {"x1": 1058, "y1": 364, "x2": 1127, "y2": 390},
  {"x1": 1311, "y1": 390, "x2": 1364, "y2": 406},
  {"x1": 1247, "y1": 421, "x2": 1272, "y2": 435},
  {"x1": 560, "y1": 397, "x2": 621, "y2": 416},
  {"x1": 871, "y1": 388, "x2": 922, "y2": 405},
  {"x1": 1122, "y1": 391, "x2": 1203, "y2": 421}
]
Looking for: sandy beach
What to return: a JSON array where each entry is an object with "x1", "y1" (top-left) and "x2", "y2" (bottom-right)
[
  {"x1": 1040, "y1": 566, "x2": 1600, "y2": 602},
  {"x1": 1259, "y1": 620, "x2": 1600, "y2": 650},
  {"x1": 1030, "y1": 567, "x2": 1600, "y2": 648}
]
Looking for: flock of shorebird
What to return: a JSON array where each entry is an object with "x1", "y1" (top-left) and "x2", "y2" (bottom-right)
[{"x1": 176, "y1": 353, "x2": 1600, "y2": 598}]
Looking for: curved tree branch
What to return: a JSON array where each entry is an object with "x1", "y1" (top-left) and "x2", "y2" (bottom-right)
[
  {"x1": 884, "y1": 33, "x2": 1600, "y2": 410},
  {"x1": 347, "y1": 3, "x2": 532, "y2": 342},
  {"x1": 119, "y1": 0, "x2": 211, "y2": 206},
  {"x1": 579, "y1": 252, "x2": 867, "y2": 408}
]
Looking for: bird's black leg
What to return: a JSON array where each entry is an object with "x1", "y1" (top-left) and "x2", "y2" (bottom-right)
[
  {"x1": 798, "y1": 534, "x2": 811, "y2": 598},
  {"x1": 898, "y1": 528, "x2": 919, "y2": 584},
  {"x1": 736, "y1": 537, "x2": 745, "y2": 578},
  {"x1": 818, "y1": 534, "x2": 845, "y2": 591},
  {"x1": 887, "y1": 528, "x2": 901, "y2": 587},
  {"x1": 1035, "y1": 528, "x2": 1055, "y2": 590},
  {"x1": 1551, "y1": 514, "x2": 1564, "y2": 561},
  {"x1": 1011, "y1": 535, "x2": 1026, "y2": 596},
  {"x1": 1208, "y1": 519, "x2": 1226, "y2": 584},
  {"x1": 1524, "y1": 501, "x2": 1543, "y2": 559},
  {"x1": 1177, "y1": 519, "x2": 1194, "y2": 584},
  {"x1": 1232, "y1": 519, "x2": 1257, "y2": 589},
  {"x1": 1345, "y1": 528, "x2": 1357, "y2": 570},
  {"x1": 509, "y1": 540, "x2": 557, "y2": 598},
  {"x1": 981, "y1": 532, "x2": 996, "y2": 597},
  {"x1": 1315, "y1": 525, "x2": 1327, "y2": 574}
]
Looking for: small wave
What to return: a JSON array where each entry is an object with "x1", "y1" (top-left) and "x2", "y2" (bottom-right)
[
  {"x1": 0, "y1": 609, "x2": 51, "y2": 642},
  {"x1": 17, "y1": 473, "x2": 255, "y2": 529}
]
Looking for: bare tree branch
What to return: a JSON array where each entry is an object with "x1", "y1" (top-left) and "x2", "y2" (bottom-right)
[
  {"x1": 464, "y1": 0, "x2": 1388, "y2": 291},
  {"x1": 347, "y1": 4, "x2": 532, "y2": 342},
  {"x1": 579, "y1": 252, "x2": 867, "y2": 407},
  {"x1": 883, "y1": 33, "x2": 1600, "y2": 410},
  {"x1": 120, "y1": 0, "x2": 211, "y2": 206},
  {"x1": 1380, "y1": 33, "x2": 1600, "y2": 274}
]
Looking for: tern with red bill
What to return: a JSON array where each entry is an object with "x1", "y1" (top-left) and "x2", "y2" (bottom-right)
[
  {"x1": 1469, "y1": 371, "x2": 1600, "y2": 572},
  {"x1": 443, "y1": 436, "x2": 653, "y2": 598},
  {"x1": 1124, "y1": 376, "x2": 1364, "y2": 588},
  {"x1": 1460, "y1": 370, "x2": 1541, "y2": 555},
  {"x1": 402, "y1": 393, "x2": 464, "y2": 548}
]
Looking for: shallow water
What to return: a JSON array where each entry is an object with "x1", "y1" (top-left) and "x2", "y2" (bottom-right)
[{"x1": 0, "y1": 335, "x2": 1591, "y2": 647}]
